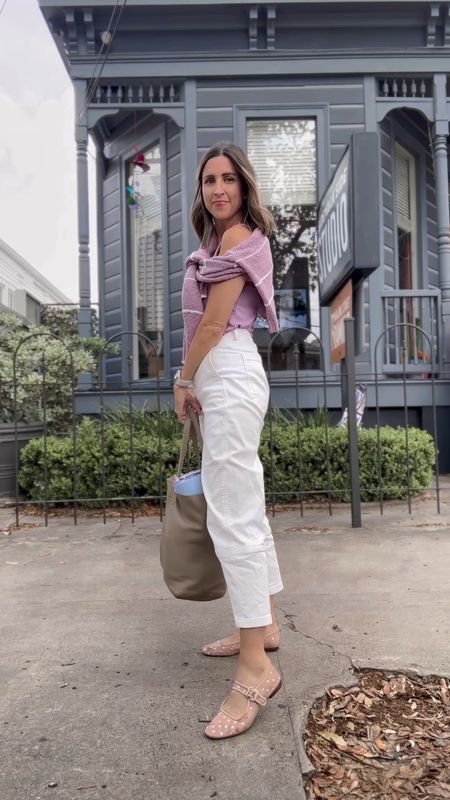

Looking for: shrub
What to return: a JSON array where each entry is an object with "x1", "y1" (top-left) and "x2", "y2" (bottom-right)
[
  {"x1": 0, "y1": 311, "x2": 118, "y2": 431},
  {"x1": 18, "y1": 409, "x2": 435, "y2": 506},
  {"x1": 261, "y1": 423, "x2": 435, "y2": 503}
]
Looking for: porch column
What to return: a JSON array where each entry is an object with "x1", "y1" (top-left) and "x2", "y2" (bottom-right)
[
  {"x1": 433, "y1": 74, "x2": 450, "y2": 368},
  {"x1": 74, "y1": 80, "x2": 91, "y2": 338}
]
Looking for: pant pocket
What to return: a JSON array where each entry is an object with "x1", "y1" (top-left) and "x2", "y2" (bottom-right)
[
  {"x1": 241, "y1": 354, "x2": 269, "y2": 404},
  {"x1": 207, "y1": 347, "x2": 222, "y2": 378}
]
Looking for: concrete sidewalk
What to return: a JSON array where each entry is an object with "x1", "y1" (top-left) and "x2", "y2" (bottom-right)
[{"x1": 1, "y1": 491, "x2": 449, "y2": 800}]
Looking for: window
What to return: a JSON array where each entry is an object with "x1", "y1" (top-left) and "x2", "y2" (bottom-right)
[
  {"x1": 247, "y1": 118, "x2": 319, "y2": 371},
  {"x1": 26, "y1": 294, "x2": 41, "y2": 326},
  {"x1": 129, "y1": 142, "x2": 165, "y2": 380},
  {"x1": 394, "y1": 143, "x2": 418, "y2": 290},
  {"x1": 0, "y1": 283, "x2": 4, "y2": 305},
  {"x1": 394, "y1": 143, "x2": 420, "y2": 361},
  {"x1": 7, "y1": 289, "x2": 14, "y2": 308}
]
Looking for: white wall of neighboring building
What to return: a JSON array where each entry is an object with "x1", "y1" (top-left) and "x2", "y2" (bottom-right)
[{"x1": 0, "y1": 239, "x2": 72, "y2": 324}]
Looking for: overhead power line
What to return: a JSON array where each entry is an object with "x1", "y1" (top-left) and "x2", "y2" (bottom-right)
[
  {"x1": 78, "y1": 0, "x2": 120, "y2": 118},
  {"x1": 78, "y1": 0, "x2": 128, "y2": 122},
  {"x1": 0, "y1": 0, "x2": 10, "y2": 19}
]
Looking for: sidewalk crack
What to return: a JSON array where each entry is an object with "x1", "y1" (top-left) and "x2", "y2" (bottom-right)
[{"x1": 277, "y1": 606, "x2": 355, "y2": 671}]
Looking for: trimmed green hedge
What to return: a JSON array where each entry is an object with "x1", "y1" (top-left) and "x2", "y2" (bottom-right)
[
  {"x1": 260, "y1": 423, "x2": 435, "y2": 502},
  {"x1": 18, "y1": 414, "x2": 435, "y2": 505}
]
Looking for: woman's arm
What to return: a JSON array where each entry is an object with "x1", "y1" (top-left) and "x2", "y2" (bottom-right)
[
  {"x1": 174, "y1": 277, "x2": 245, "y2": 422},
  {"x1": 180, "y1": 275, "x2": 246, "y2": 381},
  {"x1": 180, "y1": 224, "x2": 251, "y2": 381},
  {"x1": 174, "y1": 225, "x2": 251, "y2": 423}
]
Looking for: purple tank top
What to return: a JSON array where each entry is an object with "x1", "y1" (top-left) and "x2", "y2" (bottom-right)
[
  {"x1": 225, "y1": 283, "x2": 260, "y2": 334},
  {"x1": 203, "y1": 282, "x2": 260, "y2": 334}
]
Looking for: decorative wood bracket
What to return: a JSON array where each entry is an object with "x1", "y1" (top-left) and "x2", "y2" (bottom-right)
[
  {"x1": 64, "y1": 9, "x2": 78, "y2": 56},
  {"x1": 87, "y1": 108, "x2": 120, "y2": 130},
  {"x1": 445, "y1": 3, "x2": 450, "y2": 45},
  {"x1": 427, "y1": 3, "x2": 441, "y2": 47},
  {"x1": 87, "y1": 105, "x2": 185, "y2": 134},
  {"x1": 249, "y1": 7, "x2": 259, "y2": 50},
  {"x1": 249, "y1": 5, "x2": 276, "y2": 50},
  {"x1": 83, "y1": 9, "x2": 96, "y2": 55},
  {"x1": 266, "y1": 6, "x2": 276, "y2": 50},
  {"x1": 376, "y1": 100, "x2": 435, "y2": 124}
]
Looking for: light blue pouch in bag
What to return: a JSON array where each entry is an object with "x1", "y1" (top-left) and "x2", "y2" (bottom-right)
[
  {"x1": 173, "y1": 410, "x2": 203, "y2": 496},
  {"x1": 174, "y1": 468, "x2": 203, "y2": 496}
]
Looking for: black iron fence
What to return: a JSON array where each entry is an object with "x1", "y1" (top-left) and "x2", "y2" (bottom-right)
[{"x1": 5, "y1": 323, "x2": 443, "y2": 527}]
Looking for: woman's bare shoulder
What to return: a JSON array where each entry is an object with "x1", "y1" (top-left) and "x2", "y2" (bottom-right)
[{"x1": 219, "y1": 224, "x2": 253, "y2": 254}]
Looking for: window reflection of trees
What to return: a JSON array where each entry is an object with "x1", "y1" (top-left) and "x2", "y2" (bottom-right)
[
  {"x1": 129, "y1": 143, "x2": 165, "y2": 380},
  {"x1": 247, "y1": 118, "x2": 320, "y2": 371}
]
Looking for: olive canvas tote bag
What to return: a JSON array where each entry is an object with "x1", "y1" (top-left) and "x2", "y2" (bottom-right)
[{"x1": 160, "y1": 409, "x2": 226, "y2": 601}]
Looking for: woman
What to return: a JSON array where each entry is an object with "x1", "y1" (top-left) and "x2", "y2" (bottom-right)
[{"x1": 174, "y1": 142, "x2": 284, "y2": 740}]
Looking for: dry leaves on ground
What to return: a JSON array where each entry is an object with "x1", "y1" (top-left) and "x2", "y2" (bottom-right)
[
  {"x1": 304, "y1": 670, "x2": 450, "y2": 800},
  {"x1": 7, "y1": 502, "x2": 163, "y2": 521}
]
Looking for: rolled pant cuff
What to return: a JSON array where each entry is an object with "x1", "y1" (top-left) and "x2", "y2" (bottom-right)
[
  {"x1": 269, "y1": 582, "x2": 284, "y2": 595},
  {"x1": 235, "y1": 614, "x2": 273, "y2": 629}
]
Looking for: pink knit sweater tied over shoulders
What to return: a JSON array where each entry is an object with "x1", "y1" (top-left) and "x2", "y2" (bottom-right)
[{"x1": 181, "y1": 228, "x2": 279, "y2": 360}]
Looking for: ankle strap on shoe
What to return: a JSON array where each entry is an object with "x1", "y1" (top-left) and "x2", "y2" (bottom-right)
[{"x1": 231, "y1": 681, "x2": 267, "y2": 706}]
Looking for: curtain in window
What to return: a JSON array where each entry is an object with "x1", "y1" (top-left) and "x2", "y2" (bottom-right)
[
  {"x1": 394, "y1": 143, "x2": 419, "y2": 361},
  {"x1": 395, "y1": 147, "x2": 411, "y2": 223}
]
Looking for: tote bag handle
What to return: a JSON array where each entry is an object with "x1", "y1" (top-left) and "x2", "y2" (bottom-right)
[{"x1": 177, "y1": 408, "x2": 203, "y2": 476}]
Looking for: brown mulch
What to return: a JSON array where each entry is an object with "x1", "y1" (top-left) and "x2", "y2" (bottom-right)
[{"x1": 304, "y1": 670, "x2": 450, "y2": 800}]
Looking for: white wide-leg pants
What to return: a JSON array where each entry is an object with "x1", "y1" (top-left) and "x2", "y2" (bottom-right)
[{"x1": 194, "y1": 329, "x2": 283, "y2": 628}]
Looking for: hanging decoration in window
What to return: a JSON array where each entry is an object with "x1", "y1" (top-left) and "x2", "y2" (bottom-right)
[
  {"x1": 126, "y1": 152, "x2": 150, "y2": 212},
  {"x1": 126, "y1": 115, "x2": 151, "y2": 212}
]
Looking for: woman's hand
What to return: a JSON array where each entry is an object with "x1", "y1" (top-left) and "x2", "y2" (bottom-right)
[{"x1": 174, "y1": 384, "x2": 202, "y2": 424}]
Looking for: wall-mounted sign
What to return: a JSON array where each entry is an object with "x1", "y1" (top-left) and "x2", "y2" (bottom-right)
[
  {"x1": 330, "y1": 279, "x2": 353, "y2": 363},
  {"x1": 318, "y1": 132, "x2": 381, "y2": 306}
]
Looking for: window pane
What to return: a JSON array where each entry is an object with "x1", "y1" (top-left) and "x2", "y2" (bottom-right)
[
  {"x1": 395, "y1": 149, "x2": 411, "y2": 221},
  {"x1": 129, "y1": 143, "x2": 164, "y2": 379},
  {"x1": 26, "y1": 294, "x2": 41, "y2": 326},
  {"x1": 398, "y1": 231, "x2": 413, "y2": 290},
  {"x1": 394, "y1": 144, "x2": 418, "y2": 291},
  {"x1": 247, "y1": 119, "x2": 319, "y2": 371}
]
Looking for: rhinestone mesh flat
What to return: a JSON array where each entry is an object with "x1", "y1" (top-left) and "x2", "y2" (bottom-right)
[
  {"x1": 202, "y1": 628, "x2": 280, "y2": 657},
  {"x1": 205, "y1": 660, "x2": 282, "y2": 740}
]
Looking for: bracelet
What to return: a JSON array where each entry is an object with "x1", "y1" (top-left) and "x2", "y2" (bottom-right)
[
  {"x1": 175, "y1": 377, "x2": 193, "y2": 388},
  {"x1": 174, "y1": 369, "x2": 193, "y2": 389}
]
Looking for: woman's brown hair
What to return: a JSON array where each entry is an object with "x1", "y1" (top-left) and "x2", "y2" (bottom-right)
[{"x1": 191, "y1": 141, "x2": 276, "y2": 245}]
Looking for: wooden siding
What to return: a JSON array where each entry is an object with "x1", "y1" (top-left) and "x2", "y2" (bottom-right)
[
  {"x1": 196, "y1": 77, "x2": 365, "y2": 172},
  {"x1": 380, "y1": 118, "x2": 396, "y2": 290},
  {"x1": 102, "y1": 160, "x2": 123, "y2": 381},
  {"x1": 166, "y1": 120, "x2": 184, "y2": 369},
  {"x1": 275, "y1": 6, "x2": 427, "y2": 52}
]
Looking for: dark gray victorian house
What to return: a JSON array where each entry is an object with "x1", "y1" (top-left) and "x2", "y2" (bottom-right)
[{"x1": 39, "y1": 1, "x2": 450, "y2": 461}]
